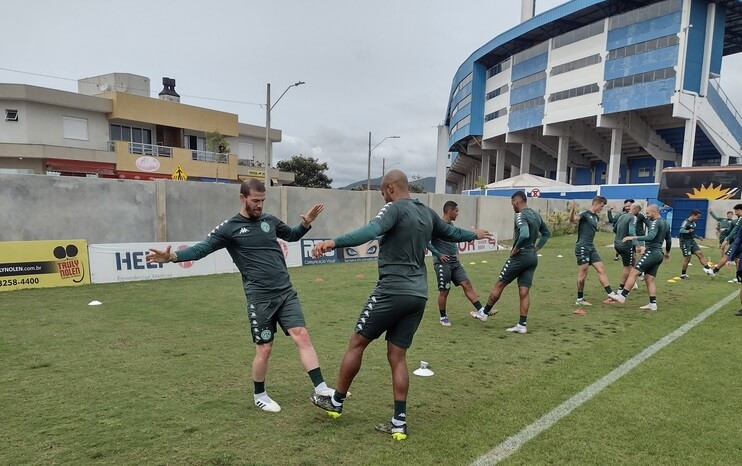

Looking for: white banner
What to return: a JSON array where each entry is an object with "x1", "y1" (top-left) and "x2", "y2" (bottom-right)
[
  {"x1": 426, "y1": 235, "x2": 499, "y2": 256},
  {"x1": 89, "y1": 240, "x2": 302, "y2": 284}
]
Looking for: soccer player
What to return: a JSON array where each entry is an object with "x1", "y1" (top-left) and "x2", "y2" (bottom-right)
[
  {"x1": 470, "y1": 191, "x2": 551, "y2": 334},
  {"x1": 146, "y1": 179, "x2": 333, "y2": 413},
  {"x1": 727, "y1": 231, "x2": 742, "y2": 315},
  {"x1": 614, "y1": 203, "x2": 641, "y2": 293},
  {"x1": 613, "y1": 204, "x2": 672, "y2": 310},
  {"x1": 427, "y1": 200, "x2": 484, "y2": 326},
  {"x1": 708, "y1": 204, "x2": 742, "y2": 278},
  {"x1": 608, "y1": 199, "x2": 633, "y2": 261},
  {"x1": 569, "y1": 197, "x2": 621, "y2": 306},
  {"x1": 678, "y1": 209, "x2": 713, "y2": 279},
  {"x1": 710, "y1": 210, "x2": 735, "y2": 251},
  {"x1": 308, "y1": 170, "x2": 490, "y2": 440}
]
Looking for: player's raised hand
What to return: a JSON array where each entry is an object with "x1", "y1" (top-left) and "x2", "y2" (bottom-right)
[
  {"x1": 147, "y1": 245, "x2": 173, "y2": 263},
  {"x1": 470, "y1": 227, "x2": 491, "y2": 240},
  {"x1": 311, "y1": 239, "x2": 336, "y2": 258},
  {"x1": 301, "y1": 204, "x2": 325, "y2": 226}
]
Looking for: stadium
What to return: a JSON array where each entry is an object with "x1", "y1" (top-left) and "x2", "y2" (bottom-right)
[{"x1": 440, "y1": 0, "x2": 742, "y2": 195}]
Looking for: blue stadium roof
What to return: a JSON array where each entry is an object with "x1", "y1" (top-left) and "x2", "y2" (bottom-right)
[{"x1": 448, "y1": 0, "x2": 742, "y2": 109}]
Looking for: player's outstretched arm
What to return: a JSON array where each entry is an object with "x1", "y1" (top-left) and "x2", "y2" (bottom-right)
[{"x1": 147, "y1": 246, "x2": 175, "y2": 263}]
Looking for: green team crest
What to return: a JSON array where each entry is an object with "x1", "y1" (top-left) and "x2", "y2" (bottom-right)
[
  {"x1": 260, "y1": 221, "x2": 270, "y2": 233},
  {"x1": 260, "y1": 329, "x2": 272, "y2": 340}
]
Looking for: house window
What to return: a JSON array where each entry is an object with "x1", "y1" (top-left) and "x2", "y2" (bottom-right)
[
  {"x1": 638, "y1": 167, "x2": 652, "y2": 177},
  {"x1": 5, "y1": 109, "x2": 18, "y2": 122},
  {"x1": 62, "y1": 116, "x2": 89, "y2": 141}
]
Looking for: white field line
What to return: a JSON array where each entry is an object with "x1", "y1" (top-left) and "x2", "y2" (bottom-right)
[{"x1": 472, "y1": 290, "x2": 739, "y2": 466}]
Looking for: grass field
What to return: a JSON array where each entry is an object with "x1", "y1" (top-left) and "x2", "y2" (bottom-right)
[{"x1": 1, "y1": 233, "x2": 741, "y2": 465}]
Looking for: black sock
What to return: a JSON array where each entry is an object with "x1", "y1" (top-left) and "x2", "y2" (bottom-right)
[
  {"x1": 713, "y1": 267, "x2": 720, "y2": 273},
  {"x1": 619, "y1": 283, "x2": 625, "y2": 290},
  {"x1": 483, "y1": 304, "x2": 493, "y2": 314},
  {"x1": 519, "y1": 315, "x2": 527, "y2": 326},
  {"x1": 393, "y1": 400, "x2": 407, "y2": 425},
  {"x1": 472, "y1": 300, "x2": 482, "y2": 310},
  {"x1": 704, "y1": 263, "x2": 710, "y2": 269},
  {"x1": 621, "y1": 289, "x2": 630, "y2": 297},
  {"x1": 649, "y1": 296, "x2": 657, "y2": 304},
  {"x1": 332, "y1": 391, "x2": 347, "y2": 405},
  {"x1": 439, "y1": 309, "x2": 447, "y2": 318},
  {"x1": 254, "y1": 380, "x2": 265, "y2": 395},
  {"x1": 308, "y1": 367, "x2": 324, "y2": 387},
  {"x1": 682, "y1": 269, "x2": 687, "y2": 274},
  {"x1": 578, "y1": 292, "x2": 584, "y2": 300},
  {"x1": 604, "y1": 286, "x2": 613, "y2": 294}
]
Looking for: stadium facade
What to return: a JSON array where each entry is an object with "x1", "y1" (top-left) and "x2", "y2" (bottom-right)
[{"x1": 438, "y1": 0, "x2": 742, "y2": 193}]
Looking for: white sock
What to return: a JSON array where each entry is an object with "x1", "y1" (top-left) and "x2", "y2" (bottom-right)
[
  {"x1": 314, "y1": 382, "x2": 329, "y2": 394},
  {"x1": 254, "y1": 391, "x2": 272, "y2": 404}
]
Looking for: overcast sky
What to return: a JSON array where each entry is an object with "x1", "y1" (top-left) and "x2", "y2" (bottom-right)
[{"x1": 3, "y1": 0, "x2": 742, "y2": 187}]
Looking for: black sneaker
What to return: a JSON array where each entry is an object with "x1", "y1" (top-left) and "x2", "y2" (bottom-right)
[
  {"x1": 310, "y1": 393, "x2": 342, "y2": 418},
  {"x1": 735, "y1": 309, "x2": 742, "y2": 316},
  {"x1": 374, "y1": 420, "x2": 407, "y2": 440}
]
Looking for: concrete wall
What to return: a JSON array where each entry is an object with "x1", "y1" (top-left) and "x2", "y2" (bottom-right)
[
  {"x1": 2, "y1": 174, "x2": 674, "y2": 245},
  {"x1": 0, "y1": 174, "x2": 157, "y2": 242}
]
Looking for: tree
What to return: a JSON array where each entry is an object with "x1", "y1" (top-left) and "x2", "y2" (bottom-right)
[
  {"x1": 409, "y1": 174, "x2": 427, "y2": 193},
  {"x1": 205, "y1": 131, "x2": 230, "y2": 162},
  {"x1": 276, "y1": 155, "x2": 332, "y2": 189}
]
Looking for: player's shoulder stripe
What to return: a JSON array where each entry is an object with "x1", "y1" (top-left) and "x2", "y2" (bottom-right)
[{"x1": 208, "y1": 217, "x2": 233, "y2": 237}]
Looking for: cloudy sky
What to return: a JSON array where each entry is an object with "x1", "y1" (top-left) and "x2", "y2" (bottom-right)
[{"x1": 2, "y1": 0, "x2": 741, "y2": 187}]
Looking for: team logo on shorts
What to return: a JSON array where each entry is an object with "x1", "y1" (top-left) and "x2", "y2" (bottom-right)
[
  {"x1": 260, "y1": 222, "x2": 270, "y2": 233},
  {"x1": 260, "y1": 329, "x2": 272, "y2": 340}
]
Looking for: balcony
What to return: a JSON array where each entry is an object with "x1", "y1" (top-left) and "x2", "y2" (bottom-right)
[{"x1": 107, "y1": 140, "x2": 172, "y2": 157}]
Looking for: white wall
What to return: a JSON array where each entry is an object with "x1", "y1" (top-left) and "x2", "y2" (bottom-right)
[
  {"x1": 483, "y1": 66, "x2": 512, "y2": 138},
  {"x1": 19, "y1": 101, "x2": 110, "y2": 150},
  {"x1": 544, "y1": 21, "x2": 607, "y2": 125},
  {"x1": 0, "y1": 101, "x2": 28, "y2": 143}
]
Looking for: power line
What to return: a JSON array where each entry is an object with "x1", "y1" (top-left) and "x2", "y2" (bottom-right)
[{"x1": 0, "y1": 66, "x2": 264, "y2": 108}]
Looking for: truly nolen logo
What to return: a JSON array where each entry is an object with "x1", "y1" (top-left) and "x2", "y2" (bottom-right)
[{"x1": 53, "y1": 244, "x2": 84, "y2": 282}]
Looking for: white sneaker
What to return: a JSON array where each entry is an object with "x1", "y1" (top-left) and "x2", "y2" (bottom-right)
[
  {"x1": 254, "y1": 396, "x2": 281, "y2": 412},
  {"x1": 612, "y1": 293, "x2": 626, "y2": 304},
  {"x1": 704, "y1": 268, "x2": 716, "y2": 277},
  {"x1": 728, "y1": 278, "x2": 739, "y2": 284},
  {"x1": 470, "y1": 309, "x2": 488, "y2": 322},
  {"x1": 639, "y1": 303, "x2": 658, "y2": 311},
  {"x1": 607, "y1": 292, "x2": 623, "y2": 302},
  {"x1": 632, "y1": 283, "x2": 639, "y2": 290},
  {"x1": 575, "y1": 299, "x2": 593, "y2": 306},
  {"x1": 506, "y1": 324, "x2": 527, "y2": 334},
  {"x1": 315, "y1": 387, "x2": 335, "y2": 397}
]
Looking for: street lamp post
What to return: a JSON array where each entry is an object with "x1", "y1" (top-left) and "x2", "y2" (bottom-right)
[
  {"x1": 382, "y1": 157, "x2": 400, "y2": 176},
  {"x1": 265, "y1": 81, "x2": 305, "y2": 187},
  {"x1": 366, "y1": 133, "x2": 400, "y2": 190}
]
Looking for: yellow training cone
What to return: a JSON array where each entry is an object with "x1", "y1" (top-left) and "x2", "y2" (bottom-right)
[
  {"x1": 667, "y1": 279, "x2": 676, "y2": 283},
  {"x1": 672, "y1": 276, "x2": 681, "y2": 280},
  {"x1": 469, "y1": 261, "x2": 477, "y2": 265},
  {"x1": 481, "y1": 260, "x2": 488, "y2": 264}
]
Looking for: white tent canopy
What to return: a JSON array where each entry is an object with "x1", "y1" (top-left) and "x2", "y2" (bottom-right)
[{"x1": 485, "y1": 173, "x2": 572, "y2": 189}]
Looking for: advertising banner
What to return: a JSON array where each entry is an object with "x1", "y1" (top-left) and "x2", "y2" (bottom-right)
[
  {"x1": 338, "y1": 240, "x2": 379, "y2": 263},
  {"x1": 0, "y1": 239, "x2": 91, "y2": 292},
  {"x1": 456, "y1": 236, "x2": 499, "y2": 254},
  {"x1": 89, "y1": 240, "x2": 302, "y2": 284},
  {"x1": 300, "y1": 238, "x2": 340, "y2": 265}
]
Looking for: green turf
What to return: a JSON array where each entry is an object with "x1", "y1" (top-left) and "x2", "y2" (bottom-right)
[{"x1": 1, "y1": 233, "x2": 740, "y2": 465}]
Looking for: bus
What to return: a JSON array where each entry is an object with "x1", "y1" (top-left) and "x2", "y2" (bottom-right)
[{"x1": 658, "y1": 166, "x2": 741, "y2": 206}]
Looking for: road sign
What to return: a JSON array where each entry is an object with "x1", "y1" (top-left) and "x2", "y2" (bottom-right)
[
  {"x1": 172, "y1": 165, "x2": 188, "y2": 181},
  {"x1": 530, "y1": 188, "x2": 541, "y2": 197}
]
